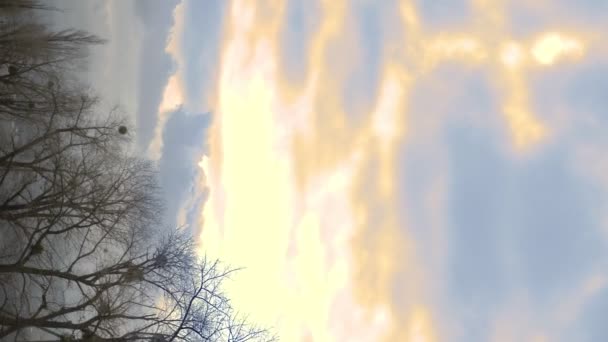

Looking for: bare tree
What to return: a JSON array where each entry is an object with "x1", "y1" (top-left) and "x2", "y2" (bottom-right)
[
  {"x1": 0, "y1": 2, "x2": 274, "y2": 341},
  {"x1": 0, "y1": 0, "x2": 104, "y2": 129},
  {"x1": 0, "y1": 227, "x2": 275, "y2": 341},
  {"x1": 0, "y1": 66, "x2": 272, "y2": 342},
  {"x1": 0, "y1": 0, "x2": 104, "y2": 68},
  {"x1": 0, "y1": 0, "x2": 56, "y2": 12}
]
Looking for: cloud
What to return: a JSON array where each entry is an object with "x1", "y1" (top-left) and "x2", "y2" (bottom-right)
[
  {"x1": 145, "y1": 1, "x2": 186, "y2": 159},
  {"x1": 179, "y1": 0, "x2": 226, "y2": 112},
  {"x1": 132, "y1": 0, "x2": 181, "y2": 149},
  {"x1": 531, "y1": 33, "x2": 585, "y2": 65},
  {"x1": 147, "y1": 0, "x2": 227, "y2": 159},
  {"x1": 185, "y1": 0, "x2": 608, "y2": 340},
  {"x1": 157, "y1": 110, "x2": 211, "y2": 228},
  {"x1": 196, "y1": 1, "x2": 435, "y2": 341}
]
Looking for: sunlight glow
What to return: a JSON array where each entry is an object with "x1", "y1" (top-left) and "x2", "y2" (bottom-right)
[
  {"x1": 531, "y1": 33, "x2": 585, "y2": 65},
  {"x1": 500, "y1": 41, "x2": 525, "y2": 69}
]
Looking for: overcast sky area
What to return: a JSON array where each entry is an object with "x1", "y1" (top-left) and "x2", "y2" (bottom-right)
[{"x1": 50, "y1": 0, "x2": 608, "y2": 341}]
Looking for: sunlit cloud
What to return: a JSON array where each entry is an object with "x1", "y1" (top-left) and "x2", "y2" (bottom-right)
[
  {"x1": 404, "y1": 307, "x2": 437, "y2": 342},
  {"x1": 500, "y1": 41, "x2": 526, "y2": 69},
  {"x1": 424, "y1": 34, "x2": 488, "y2": 68},
  {"x1": 197, "y1": 0, "x2": 424, "y2": 340},
  {"x1": 147, "y1": 74, "x2": 186, "y2": 159},
  {"x1": 188, "y1": 0, "x2": 607, "y2": 340},
  {"x1": 146, "y1": 1, "x2": 187, "y2": 159},
  {"x1": 499, "y1": 72, "x2": 547, "y2": 150},
  {"x1": 531, "y1": 32, "x2": 585, "y2": 66},
  {"x1": 400, "y1": 0, "x2": 593, "y2": 153}
]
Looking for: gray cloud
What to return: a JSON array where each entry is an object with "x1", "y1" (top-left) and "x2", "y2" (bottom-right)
[
  {"x1": 132, "y1": 0, "x2": 180, "y2": 150},
  {"x1": 158, "y1": 110, "x2": 210, "y2": 228},
  {"x1": 178, "y1": 0, "x2": 227, "y2": 112}
]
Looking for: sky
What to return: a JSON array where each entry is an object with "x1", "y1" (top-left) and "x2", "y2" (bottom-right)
[{"x1": 52, "y1": 0, "x2": 608, "y2": 341}]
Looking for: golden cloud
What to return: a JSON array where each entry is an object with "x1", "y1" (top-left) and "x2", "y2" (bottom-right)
[{"x1": 194, "y1": 0, "x2": 598, "y2": 341}]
